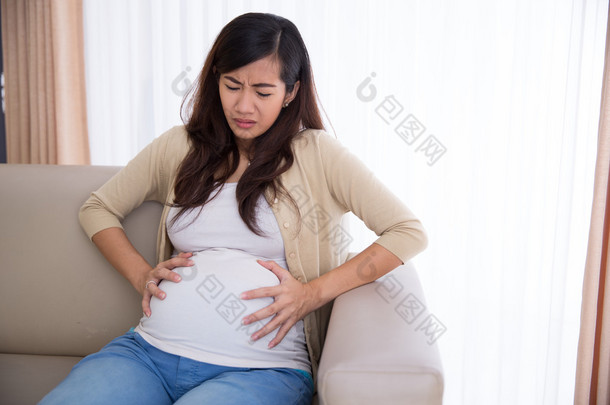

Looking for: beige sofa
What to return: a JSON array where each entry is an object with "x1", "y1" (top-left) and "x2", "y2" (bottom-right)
[{"x1": 0, "y1": 164, "x2": 444, "y2": 405}]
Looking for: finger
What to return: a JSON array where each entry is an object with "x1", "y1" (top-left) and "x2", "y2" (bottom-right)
[
  {"x1": 240, "y1": 285, "x2": 280, "y2": 300},
  {"x1": 145, "y1": 280, "x2": 166, "y2": 300},
  {"x1": 242, "y1": 301, "x2": 280, "y2": 326},
  {"x1": 152, "y1": 266, "x2": 182, "y2": 283},
  {"x1": 141, "y1": 281, "x2": 158, "y2": 317},
  {"x1": 250, "y1": 313, "x2": 286, "y2": 341},
  {"x1": 256, "y1": 259, "x2": 290, "y2": 280},
  {"x1": 163, "y1": 256, "x2": 195, "y2": 270},
  {"x1": 268, "y1": 321, "x2": 294, "y2": 348},
  {"x1": 256, "y1": 259, "x2": 275, "y2": 270},
  {"x1": 142, "y1": 293, "x2": 152, "y2": 318},
  {"x1": 177, "y1": 251, "x2": 193, "y2": 259}
]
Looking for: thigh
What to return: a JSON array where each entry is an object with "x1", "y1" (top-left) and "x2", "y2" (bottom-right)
[
  {"x1": 39, "y1": 332, "x2": 173, "y2": 405},
  {"x1": 175, "y1": 368, "x2": 313, "y2": 405}
]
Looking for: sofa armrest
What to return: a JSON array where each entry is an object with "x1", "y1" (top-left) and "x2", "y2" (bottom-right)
[{"x1": 317, "y1": 259, "x2": 444, "y2": 405}]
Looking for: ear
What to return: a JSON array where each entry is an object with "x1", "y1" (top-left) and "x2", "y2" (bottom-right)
[{"x1": 284, "y1": 81, "x2": 300, "y2": 104}]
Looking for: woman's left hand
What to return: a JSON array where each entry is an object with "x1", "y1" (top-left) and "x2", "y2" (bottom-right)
[{"x1": 240, "y1": 260, "x2": 317, "y2": 348}]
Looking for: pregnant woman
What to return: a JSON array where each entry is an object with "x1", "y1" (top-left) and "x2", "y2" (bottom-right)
[{"x1": 40, "y1": 12, "x2": 427, "y2": 405}]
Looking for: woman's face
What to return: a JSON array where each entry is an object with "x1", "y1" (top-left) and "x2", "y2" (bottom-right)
[{"x1": 218, "y1": 55, "x2": 299, "y2": 152}]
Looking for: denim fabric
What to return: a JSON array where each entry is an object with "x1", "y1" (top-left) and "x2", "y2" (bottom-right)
[{"x1": 39, "y1": 331, "x2": 313, "y2": 405}]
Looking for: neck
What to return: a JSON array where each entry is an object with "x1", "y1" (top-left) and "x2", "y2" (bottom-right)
[{"x1": 235, "y1": 140, "x2": 254, "y2": 161}]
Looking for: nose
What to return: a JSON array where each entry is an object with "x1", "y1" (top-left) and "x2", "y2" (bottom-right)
[{"x1": 235, "y1": 90, "x2": 255, "y2": 115}]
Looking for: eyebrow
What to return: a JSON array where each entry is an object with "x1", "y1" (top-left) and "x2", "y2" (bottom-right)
[{"x1": 224, "y1": 75, "x2": 277, "y2": 88}]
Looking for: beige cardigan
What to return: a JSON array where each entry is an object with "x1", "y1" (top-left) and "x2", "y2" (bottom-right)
[{"x1": 79, "y1": 125, "x2": 428, "y2": 382}]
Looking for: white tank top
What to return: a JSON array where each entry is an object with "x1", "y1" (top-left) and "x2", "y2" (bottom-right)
[{"x1": 134, "y1": 182, "x2": 311, "y2": 372}]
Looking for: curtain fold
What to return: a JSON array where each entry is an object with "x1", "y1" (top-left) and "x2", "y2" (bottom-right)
[
  {"x1": 0, "y1": 0, "x2": 89, "y2": 164},
  {"x1": 575, "y1": 4, "x2": 610, "y2": 403}
]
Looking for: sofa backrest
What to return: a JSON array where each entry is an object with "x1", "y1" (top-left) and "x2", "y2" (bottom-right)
[{"x1": 0, "y1": 164, "x2": 162, "y2": 357}]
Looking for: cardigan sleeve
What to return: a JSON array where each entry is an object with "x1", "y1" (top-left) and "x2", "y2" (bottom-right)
[
  {"x1": 315, "y1": 131, "x2": 428, "y2": 264},
  {"x1": 78, "y1": 126, "x2": 188, "y2": 240}
]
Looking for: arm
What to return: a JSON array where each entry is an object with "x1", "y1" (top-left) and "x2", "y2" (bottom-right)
[
  {"x1": 306, "y1": 242, "x2": 403, "y2": 308},
  {"x1": 243, "y1": 242, "x2": 402, "y2": 347},
  {"x1": 92, "y1": 227, "x2": 154, "y2": 294},
  {"x1": 243, "y1": 131, "x2": 427, "y2": 345},
  {"x1": 79, "y1": 127, "x2": 192, "y2": 314},
  {"x1": 91, "y1": 227, "x2": 191, "y2": 317}
]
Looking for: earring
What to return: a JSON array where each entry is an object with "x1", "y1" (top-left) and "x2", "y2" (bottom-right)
[{"x1": 283, "y1": 102, "x2": 289, "y2": 108}]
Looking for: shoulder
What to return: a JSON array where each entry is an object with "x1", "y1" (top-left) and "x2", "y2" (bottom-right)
[
  {"x1": 291, "y1": 128, "x2": 344, "y2": 157},
  {"x1": 154, "y1": 125, "x2": 191, "y2": 154},
  {"x1": 147, "y1": 125, "x2": 191, "y2": 167}
]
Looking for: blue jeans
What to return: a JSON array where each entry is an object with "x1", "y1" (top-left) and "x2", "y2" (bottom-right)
[{"x1": 39, "y1": 331, "x2": 314, "y2": 405}]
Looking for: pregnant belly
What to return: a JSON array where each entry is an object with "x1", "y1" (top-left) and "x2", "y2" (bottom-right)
[{"x1": 136, "y1": 248, "x2": 299, "y2": 361}]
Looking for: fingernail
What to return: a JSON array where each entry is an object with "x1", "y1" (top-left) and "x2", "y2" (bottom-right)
[
  {"x1": 188, "y1": 260, "x2": 194, "y2": 265},
  {"x1": 240, "y1": 293, "x2": 247, "y2": 299},
  {"x1": 251, "y1": 334, "x2": 259, "y2": 340},
  {"x1": 175, "y1": 275, "x2": 182, "y2": 282},
  {"x1": 268, "y1": 341, "x2": 275, "y2": 349},
  {"x1": 160, "y1": 293, "x2": 166, "y2": 299},
  {"x1": 242, "y1": 318, "x2": 249, "y2": 325}
]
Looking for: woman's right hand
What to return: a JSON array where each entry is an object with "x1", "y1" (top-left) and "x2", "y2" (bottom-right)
[{"x1": 142, "y1": 252, "x2": 194, "y2": 317}]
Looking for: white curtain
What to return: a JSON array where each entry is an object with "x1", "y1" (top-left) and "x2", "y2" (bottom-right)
[{"x1": 82, "y1": 0, "x2": 608, "y2": 403}]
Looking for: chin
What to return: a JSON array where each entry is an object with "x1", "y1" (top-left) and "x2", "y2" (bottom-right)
[{"x1": 233, "y1": 128, "x2": 261, "y2": 140}]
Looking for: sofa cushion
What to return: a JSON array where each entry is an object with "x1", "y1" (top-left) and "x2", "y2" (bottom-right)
[
  {"x1": 0, "y1": 165, "x2": 162, "y2": 356},
  {"x1": 0, "y1": 353, "x2": 82, "y2": 405}
]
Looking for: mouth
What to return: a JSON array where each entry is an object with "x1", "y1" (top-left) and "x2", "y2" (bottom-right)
[{"x1": 234, "y1": 118, "x2": 256, "y2": 129}]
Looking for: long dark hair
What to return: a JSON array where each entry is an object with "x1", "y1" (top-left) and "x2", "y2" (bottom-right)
[{"x1": 173, "y1": 12, "x2": 325, "y2": 235}]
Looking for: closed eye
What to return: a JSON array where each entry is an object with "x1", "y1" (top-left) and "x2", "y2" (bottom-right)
[{"x1": 224, "y1": 84, "x2": 271, "y2": 98}]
